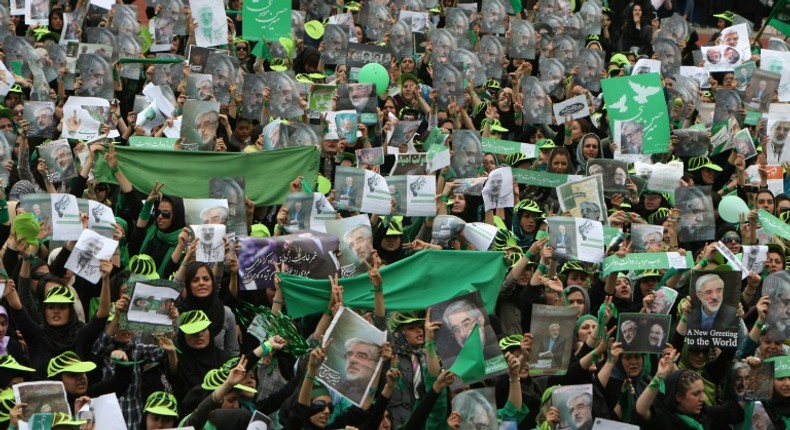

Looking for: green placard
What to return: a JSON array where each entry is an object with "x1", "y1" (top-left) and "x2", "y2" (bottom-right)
[
  {"x1": 758, "y1": 209, "x2": 790, "y2": 241},
  {"x1": 481, "y1": 136, "x2": 522, "y2": 155},
  {"x1": 601, "y1": 73, "x2": 671, "y2": 155},
  {"x1": 243, "y1": 0, "x2": 291, "y2": 41},
  {"x1": 601, "y1": 252, "x2": 694, "y2": 276},
  {"x1": 511, "y1": 168, "x2": 575, "y2": 187},
  {"x1": 128, "y1": 136, "x2": 178, "y2": 150}
]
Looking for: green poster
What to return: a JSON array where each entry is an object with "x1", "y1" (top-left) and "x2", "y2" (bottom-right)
[
  {"x1": 511, "y1": 168, "x2": 576, "y2": 187},
  {"x1": 279, "y1": 250, "x2": 507, "y2": 318},
  {"x1": 481, "y1": 136, "x2": 523, "y2": 155},
  {"x1": 424, "y1": 127, "x2": 449, "y2": 147},
  {"x1": 243, "y1": 0, "x2": 292, "y2": 41},
  {"x1": 94, "y1": 145, "x2": 319, "y2": 206},
  {"x1": 128, "y1": 136, "x2": 178, "y2": 150},
  {"x1": 769, "y1": 0, "x2": 790, "y2": 37},
  {"x1": 601, "y1": 252, "x2": 694, "y2": 276},
  {"x1": 600, "y1": 72, "x2": 671, "y2": 155},
  {"x1": 758, "y1": 209, "x2": 790, "y2": 241},
  {"x1": 308, "y1": 84, "x2": 337, "y2": 119}
]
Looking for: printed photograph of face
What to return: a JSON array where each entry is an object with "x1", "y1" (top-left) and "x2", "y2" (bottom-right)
[
  {"x1": 481, "y1": 0, "x2": 506, "y2": 34},
  {"x1": 676, "y1": 186, "x2": 714, "y2": 242},
  {"x1": 205, "y1": 53, "x2": 236, "y2": 104},
  {"x1": 450, "y1": 390, "x2": 498, "y2": 430},
  {"x1": 445, "y1": 8, "x2": 470, "y2": 40},
  {"x1": 265, "y1": 72, "x2": 303, "y2": 119},
  {"x1": 366, "y1": 4, "x2": 392, "y2": 41},
  {"x1": 620, "y1": 121, "x2": 644, "y2": 155},
  {"x1": 430, "y1": 29, "x2": 457, "y2": 62},
  {"x1": 688, "y1": 271, "x2": 740, "y2": 340},
  {"x1": 241, "y1": 75, "x2": 265, "y2": 120},
  {"x1": 522, "y1": 76, "x2": 551, "y2": 124},
  {"x1": 454, "y1": 49, "x2": 486, "y2": 88},
  {"x1": 389, "y1": 19, "x2": 413, "y2": 58},
  {"x1": 763, "y1": 271, "x2": 790, "y2": 341},
  {"x1": 509, "y1": 19, "x2": 537, "y2": 60},
  {"x1": 479, "y1": 36, "x2": 505, "y2": 79},
  {"x1": 77, "y1": 53, "x2": 113, "y2": 100},
  {"x1": 575, "y1": 49, "x2": 603, "y2": 92},
  {"x1": 653, "y1": 38, "x2": 681, "y2": 78},
  {"x1": 323, "y1": 24, "x2": 348, "y2": 65},
  {"x1": 450, "y1": 131, "x2": 483, "y2": 178},
  {"x1": 433, "y1": 63, "x2": 464, "y2": 110},
  {"x1": 337, "y1": 83, "x2": 376, "y2": 114}
]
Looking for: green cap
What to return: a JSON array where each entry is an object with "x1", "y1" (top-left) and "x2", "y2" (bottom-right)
[
  {"x1": 345, "y1": 1, "x2": 361, "y2": 11},
  {"x1": 47, "y1": 351, "x2": 97, "y2": 377},
  {"x1": 12, "y1": 213, "x2": 40, "y2": 247},
  {"x1": 179, "y1": 310, "x2": 212, "y2": 334},
  {"x1": 498, "y1": 334, "x2": 523, "y2": 351},
  {"x1": 128, "y1": 254, "x2": 159, "y2": 280},
  {"x1": 0, "y1": 354, "x2": 34, "y2": 372},
  {"x1": 688, "y1": 156, "x2": 722, "y2": 172},
  {"x1": 51, "y1": 412, "x2": 87, "y2": 427},
  {"x1": 305, "y1": 21, "x2": 324, "y2": 39},
  {"x1": 201, "y1": 368, "x2": 257, "y2": 393},
  {"x1": 8, "y1": 84, "x2": 22, "y2": 94},
  {"x1": 610, "y1": 53, "x2": 630, "y2": 67},
  {"x1": 713, "y1": 11, "x2": 735, "y2": 23},
  {"x1": 250, "y1": 224, "x2": 271, "y2": 238},
  {"x1": 144, "y1": 391, "x2": 179, "y2": 417},
  {"x1": 387, "y1": 311, "x2": 424, "y2": 333},
  {"x1": 772, "y1": 355, "x2": 790, "y2": 379},
  {"x1": 0, "y1": 389, "x2": 14, "y2": 422},
  {"x1": 0, "y1": 107, "x2": 12, "y2": 122},
  {"x1": 317, "y1": 174, "x2": 332, "y2": 195},
  {"x1": 489, "y1": 119, "x2": 508, "y2": 133},
  {"x1": 43, "y1": 285, "x2": 75, "y2": 304},
  {"x1": 536, "y1": 138, "x2": 556, "y2": 150}
]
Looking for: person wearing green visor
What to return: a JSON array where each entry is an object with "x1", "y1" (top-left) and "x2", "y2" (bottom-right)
[
  {"x1": 387, "y1": 311, "x2": 425, "y2": 428},
  {"x1": 47, "y1": 350, "x2": 132, "y2": 407},
  {"x1": 142, "y1": 391, "x2": 179, "y2": 430},
  {"x1": 173, "y1": 310, "x2": 230, "y2": 400},
  {"x1": 0, "y1": 354, "x2": 34, "y2": 391},
  {"x1": 5, "y1": 258, "x2": 112, "y2": 381},
  {"x1": 179, "y1": 357, "x2": 255, "y2": 429}
]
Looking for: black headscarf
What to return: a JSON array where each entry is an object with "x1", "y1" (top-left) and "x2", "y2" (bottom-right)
[
  {"x1": 174, "y1": 328, "x2": 229, "y2": 399},
  {"x1": 177, "y1": 262, "x2": 226, "y2": 339}
]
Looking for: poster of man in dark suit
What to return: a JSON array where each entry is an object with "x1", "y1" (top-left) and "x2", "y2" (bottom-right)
[{"x1": 687, "y1": 271, "x2": 740, "y2": 347}]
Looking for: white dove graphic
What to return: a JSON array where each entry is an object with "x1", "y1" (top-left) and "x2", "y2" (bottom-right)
[
  {"x1": 609, "y1": 94, "x2": 628, "y2": 113},
  {"x1": 628, "y1": 81, "x2": 660, "y2": 104}
]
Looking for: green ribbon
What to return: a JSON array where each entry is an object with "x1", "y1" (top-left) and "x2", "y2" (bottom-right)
[
  {"x1": 596, "y1": 303, "x2": 617, "y2": 340},
  {"x1": 740, "y1": 401, "x2": 755, "y2": 430},
  {"x1": 674, "y1": 413, "x2": 704, "y2": 430},
  {"x1": 235, "y1": 302, "x2": 309, "y2": 356}
]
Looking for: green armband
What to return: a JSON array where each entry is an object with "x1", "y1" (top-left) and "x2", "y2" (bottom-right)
[
  {"x1": 440, "y1": 195, "x2": 449, "y2": 203},
  {"x1": 111, "y1": 165, "x2": 121, "y2": 174},
  {"x1": 698, "y1": 258, "x2": 709, "y2": 268},
  {"x1": 525, "y1": 250, "x2": 534, "y2": 260},
  {"x1": 139, "y1": 200, "x2": 154, "y2": 221},
  {"x1": 756, "y1": 321, "x2": 765, "y2": 331},
  {"x1": 261, "y1": 339, "x2": 273, "y2": 356},
  {"x1": 0, "y1": 198, "x2": 9, "y2": 224},
  {"x1": 537, "y1": 263, "x2": 548, "y2": 273},
  {"x1": 648, "y1": 376, "x2": 664, "y2": 390},
  {"x1": 591, "y1": 350, "x2": 600, "y2": 363},
  {"x1": 680, "y1": 316, "x2": 687, "y2": 323},
  {"x1": 424, "y1": 340, "x2": 436, "y2": 355}
]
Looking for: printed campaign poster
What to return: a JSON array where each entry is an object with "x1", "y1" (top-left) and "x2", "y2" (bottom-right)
[
  {"x1": 324, "y1": 215, "x2": 372, "y2": 278},
  {"x1": 46, "y1": 194, "x2": 81, "y2": 242},
  {"x1": 356, "y1": 148, "x2": 385, "y2": 168},
  {"x1": 617, "y1": 313, "x2": 670, "y2": 354},
  {"x1": 553, "y1": 385, "x2": 594, "y2": 430},
  {"x1": 449, "y1": 389, "x2": 498, "y2": 429},
  {"x1": 481, "y1": 167, "x2": 514, "y2": 211},
  {"x1": 632, "y1": 160, "x2": 684, "y2": 192},
  {"x1": 24, "y1": 101, "x2": 56, "y2": 138},
  {"x1": 13, "y1": 381, "x2": 70, "y2": 421},
  {"x1": 183, "y1": 198, "x2": 229, "y2": 226},
  {"x1": 652, "y1": 286, "x2": 679, "y2": 314},
  {"x1": 552, "y1": 95, "x2": 590, "y2": 121},
  {"x1": 429, "y1": 291, "x2": 507, "y2": 383},
  {"x1": 309, "y1": 193, "x2": 338, "y2": 234},
  {"x1": 389, "y1": 153, "x2": 428, "y2": 176},
  {"x1": 631, "y1": 224, "x2": 665, "y2": 253},
  {"x1": 676, "y1": 186, "x2": 715, "y2": 242},
  {"x1": 686, "y1": 270, "x2": 741, "y2": 348},
  {"x1": 190, "y1": 224, "x2": 226, "y2": 263},
  {"x1": 334, "y1": 166, "x2": 391, "y2": 214},
  {"x1": 763, "y1": 271, "x2": 790, "y2": 341},
  {"x1": 238, "y1": 232, "x2": 339, "y2": 290},
  {"x1": 61, "y1": 96, "x2": 111, "y2": 140},
  {"x1": 529, "y1": 304, "x2": 578, "y2": 375},
  {"x1": 427, "y1": 143, "x2": 451, "y2": 173},
  {"x1": 431, "y1": 215, "x2": 465, "y2": 248},
  {"x1": 451, "y1": 130, "x2": 484, "y2": 178},
  {"x1": 586, "y1": 159, "x2": 629, "y2": 196},
  {"x1": 546, "y1": 216, "x2": 604, "y2": 263},
  {"x1": 284, "y1": 192, "x2": 313, "y2": 233},
  {"x1": 189, "y1": 0, "x2": 228, "y2": 47},
  {"x1": 461, "y1": 222, "x2": 498, "y2": 251},
  {"x1": 557, "y1": 175, "x2": 607, "y2": 225},
  {"x1": 120, "y1": 279, "x2": 181, "y2": 334},
  {"x1": 386, "y1": 175, "x2": 437, "y2": 217},
  {"x1": 741, "y1": 245, "x2": 768, "y2": 276},
  {"x1": 64, "y1": 229, "x2": 119, "y2": 284},
  {"x1": 39, "y1": 139, "x2": 76, "y2": 184},
  {"x1": 673, "y1": 127, "x2": 710, "y2": 158},
  {"x1": 209, "y1": 177, "x2": 247, "y2": 237},
  {"x1": 318, "y1": 307, "x2": 386, "y2": 407}
]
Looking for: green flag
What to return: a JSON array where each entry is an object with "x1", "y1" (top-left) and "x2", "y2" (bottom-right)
[
  {"x1": 448, "y1": 324, "x2": 486, "y2": 382},
  {"x1": 600, "y1": 72, "x2": 670, "y2": 155},
  {"x1": 94, "y1": 146, "x2": 319, "y2": 206},
  {"x1": 768, "y1": 0, "x2": 790, "y2": 38},
  {"x1": 758, "y1": 209, "x2": 790, "y2": 241},
  {"x1": 243, "y1": 0, "x2": 291, "y2": 41},
  {"x1": 279, "y1": 250, "x2": 507, "y2": 318}
]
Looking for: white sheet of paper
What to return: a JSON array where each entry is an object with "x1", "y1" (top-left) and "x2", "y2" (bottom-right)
[
  {"x1": 50, "y1": 193, "x2": 82, "y2": 240},
  {"x1": 482, "y1": 166, "x2": 514, "y2": 211},
  {"x1": 0, "y1": 62, "x2": 16, "y2": 97},
  {"x1": 88, "y1": 200, "x2": 116, "y2": 238},
  {"x1": 552, "y1": 95, "x2": 590, "y2": 121},
  {"x1": 462, "y1": 222, "x2": 498, "y2": 251},
  {"x1": 90, "y1": 393, "x2": 127, "y2": 430},
  {"x1": 189, "y1": 0, "x2": 228, "y2": 47},
  {"x1": 64, "y1": 229, "x2": 119, "y2": 284},
  {"x1": 404, "y1": 175, "x2": 437, "y2": 216},
  {"x1": 632, "y1": 59, "x2": 662, "y2": 75},
  {"x1": 126, "y1": 282, "x2": 181, "y2": 326},
  {"x1": 667, "y1": 251, "x2": 689, "y2": 269},
  {"x1": 143, "y1": 83, "x2": 177, "y2": 117},
  {"x1": 360, "y1": 170, "x2": 392, "y2": 215},
  {"x1": 427, "y1": 147, "x2": 451, "y2": 173},
  {"x1": 163, "y1": 116, "x2": 182, "y2": 138},
  {"x1": 761, "y1": 49, "x2": 790, "y2": 102},
  {"x1": 309, "y1": 193, "x2": 337, "y2": 233}
]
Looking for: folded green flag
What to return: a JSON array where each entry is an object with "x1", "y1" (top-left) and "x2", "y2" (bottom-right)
[
  {"x1": 449, "y1": 323, "x2": 486, "y2": 382},
  {"x1": 278, "y1": 250, "x2": 507, "y2": 319},
  {"x1": 94, "y1": 146, "x2": 319, "y2": 206}
]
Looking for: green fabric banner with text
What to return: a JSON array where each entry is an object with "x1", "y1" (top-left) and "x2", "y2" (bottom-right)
[
  {"x1": 512, "y1": 168, "x2": 577, "y2": 187},
  {"x1": 94, "y1": 146, "x2": 319, "y2": 206},
  {"x1": 602, "y1": 252, "x2": 694, "y2": 276},
  {"x1": 279, "y1": 250, "x2": 507, "y2": 318},
  {"x1": 759, "y1": 209, "x2": 790, "y2": 241}
]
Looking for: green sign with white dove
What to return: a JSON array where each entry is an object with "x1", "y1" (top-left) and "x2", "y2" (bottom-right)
[{"x1": 601, "y1": 73, "x2": 670, "y2": 155}]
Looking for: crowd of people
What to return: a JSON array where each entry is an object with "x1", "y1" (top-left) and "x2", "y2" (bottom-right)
[{"x1": 0, "y1": 0, "x2": 786, "y2": 429}]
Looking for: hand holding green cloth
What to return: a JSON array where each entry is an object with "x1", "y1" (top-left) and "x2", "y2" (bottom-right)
[
  {"x1": 94, "y1": 146, "x2": 319, "y2": 206},
  {"x1": 448, "y1": 323, "x2": 486, "y2": 382},
  {"x1": 278, "y1": 250, "x2": 507, "y2": 318}
]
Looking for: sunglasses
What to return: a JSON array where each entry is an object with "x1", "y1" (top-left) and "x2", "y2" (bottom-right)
[
  {"x1": 721, "y1": 236, "x2": 740, "y2": 244},
  {"x1": 154, "y1": 209, "x2": 172, "y2": 220},
  {"x1": 12, "y1": 110, "x2": 22, "y2": 116},
  {"x1": 309, "y1": 400, "x2": 334, "y2": 414},
  {"x1": 236, "y1": 45, "x2": 248, "y2": 51}
]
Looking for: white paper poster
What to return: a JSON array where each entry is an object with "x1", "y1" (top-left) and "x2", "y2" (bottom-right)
[
  {"x1": 387, "y1": 175, "x2": 437, "y2": 217},
  {"x1": 633, "y1": 161, "x2": 684, "y2": 192},
  {"x1": 462, "y1": 222, "x2": 498, "y2": 251},
  {"x1": 64, "y1": 229, "x2": 119, "y2": 284},
  {"x1": 50, "y1": 193, "x2": 82, "y2": 240},
  {"x1": 552, "y1": 94, "x2": 590, "y2": 121},
  {"x1": 191, "y1": 224, "x2": 226, "y2": 262},
  {"x1": 482, "y1": 166, "x2": 514, "y2": 211},
  {"x1": 360, "y1": 169, "x2": 392, "y2": 215},
  {"x1": 87, "y1": 200, "x2": 116, "y2": 238},
  {"x1": 189, "y1": 0, "x2": 229, "y2": 47}
]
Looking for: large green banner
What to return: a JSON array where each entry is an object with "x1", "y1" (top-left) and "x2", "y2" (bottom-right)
[
  {"x1": 279, "y1": 250, "x2": 507, "y2": 318},
  {"x1": 94, "y1": 146, "x2": 319, "y2": 206},
  {"x1": 600, "y1": 72, "x2": 671, "y2": 155}
]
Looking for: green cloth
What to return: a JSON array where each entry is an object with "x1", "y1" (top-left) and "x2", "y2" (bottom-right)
[
  {"x1": 12, "y1": 213, "x2": 40, "y2": 246},
  {"x1": 243, "y1": 0, "x2": 291, "y2": 40},
  {"x1": 768, "y1": 0, "x2": 790, "y2": 38},
  {"x1": 94, "y1": 146, "x2": 319, "y2": 206},
  {"x1": 448, "y1": 324, "x2": 486, "y2": 382},
  {"x1": 675, "y1": 413, "x2": 704, "y2": 430},
  {"x1": 279, "y1": 250, "x2": 507, "y2": 318},
  {"x1": 139, "y1": 225, "x2": 181, "y2": 277}
]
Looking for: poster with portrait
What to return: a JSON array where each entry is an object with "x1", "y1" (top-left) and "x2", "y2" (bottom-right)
[
  {"x1": 741, "y1": 245, "x2": 768, "y2": 277},
  {"x1": 324, "y1": 215, "x2": 374, "y2": 278},
  {"x1": 732, "y1": 128, "x2": 757, "y2": 160},
  {"x1": 38, "y1": 139, "x2": 76, "y2": 184},
  {"x1": 322, "y1": 24, "x2": 348, "y2": 65},
  {"x1": 686, "y1": 270, "x2": 741, "y2": 347},
  {"x1": 557, "y1": 175, "x2": 607, "y2": 224},
  {"x1": 334, "y1": 110, "x2": 358, "y2": 143},
  {"x1": 479, "y1": 35, "x2": 505, "y2": 79},
  {"x1": 183, "y1": 198, "x2": 229, "y2": 226},
  {"x1": 389, "y1": 18, "x2": 413, "y2": 58},
  {"x1": 508, "y1": 19, "x2": 536, "y2": 59},
  {"x1": 450, "y1": 130, "x2": 483, "y2": 179},
  {"x1": 734, "y1": 61, "x2": 758, "y2": 91},
  {"x1": 427, "y1": 143, "x2": 451, "y2": 173},
  {"x1": 262, "y1": 72, "x2": 304, "y2": 119},
  {"x1": 0, "y1": 61, "x2": 15, "y2": 97},
  {"x1": 431, "y1": 215, "x2": 465, "y2": 247},
  {"x1": 334, "y1": 166, "x2": 391, "y2": 214},
  {"x1": 617, "y1": 313, "x2": 670, "y2": 353},
  {"x1": 553, "y1": 384, "x2": 595, "y2": 430},
  {"x1": 702, "y1": 46, "x2": 738, "y2": 72},
  {"x1": 19, "y1": 193, "x2": 53, "y2": 240},
  {"x1": 585, "y1": 159, "x2": 628, "y2": 195},
  {"x1": 64, "y1": 229, "x2": 119, "y2": 284},
  {"x1": 652, "y1": 286, "x2": 679, "y2": 315},
  {"x1": 120, "y1": 279, "x2": 181, "y2": 333},
  {"x1": 49, "y1": 193, "x2": 81, "y2": 241},
  {"x1": 673, "y1": 127, "x2": 710, "y2": 157},
  {"x1": 388, "y1": 120, "x2": 421, "y2": 148},
  {"x1": 631, "y1": 224, "x2": 665, "y2": 253},
  {"x1": 307, "y1": 193, "x2": 337, "y2": 234},
  {"x1": 740, "y1": 360, "x2": 773, "y2": 402},
  {"x1": 189, "y1": 0, "x2": 228, "y2": 47},
  {"x1": 13, "y1": 381, "x2": 70, "y2": 421},
  {"x1": 87, "y1": 200, "x2": 116, "y2": 239},
  {"x1": 744, "y1": 69, "x2": 780, "y2": 113},
  {"x1": 718, "y1": 23, "x2": 751, "y2": 61},
  {"x1": 386, "y1": 175, "x2": 436, "y2": 217},
  {"x1": 319, "y1": 306, "x2": 386, "y2": 407},
  {"x1": 461, "y1": 222, "x2": 498, "y2": 251},
  {"x1": 762, "y1": 271, "x2": 790, "y2": 341},
  {"x1": 283, "y1": 192, "x2": 313, "y2": 233},
  {"x1": 632, "y1": 160, "x2": 684, "y2": 192},
  {"x1": 482, "y1": 167, "x2": 514, "y2": 211},
  {"x1": 676, "y1": 186, "x2": 715, "y2": 242},
  {"x1": 761, "y1": 50, "x2": 790, "y2": 102},
  {"x1": 521, "y1": 76, "x2": 552, "y2": 124},
  {"x1": 450, "y1": 389, "x2": 498, "y2": 429},
  {"x1": 680, "y1": 66, "x2": 711, "y2": 89},
  {"x1": 308, "y1": 84, "x2": 336, "y2": 120},
  {"x1": 23, "y1": 101, "x2": 55, "y2": 138},
  {"x1": 429, "y1": 291, "x2": 507, "y2": 384},
  {"x1": 181, "y1": 100, "x2": 221, "y2": 149},
  {"x1": 432, "y1": 63, "x2": 464, "y2": 111},
  {"x1": 190, "y1": 224, "x2": 226, "y2": 263},
  {"x1": 337, "y1": 83, "x2": 378, "y2": 124},
  {"x1": 345, "y1": 43, "x2": 392, "y2": 77},
  {"x1": 206, "y1": 177, "x2": 246, "y2": 237},
  {"x1": 529, "y1": 304, "x2": 577, "y2": 375},
  {"x1": 25, "y1": 0, "x2": 49, "y2": 25},
  {"x1": 546, "y1": 216, "x2": 604, "y2": 263},
  {"x1": 238, "y1": 232, "x2": 339, "y2": 290},
  {"x1": 356, "y1": 148, "x2": 385, "y2": 168},
  {"x1": 186, "y1": 73, "x2": 214, "y2": 100},
  {"x1": 239, "y1": 74, "x2": 265, "y2": 120},
  {"x1": 75, "y1": 53, "x2": 114, "y2": 100},
  {"x1": 204, "y1": 52, "x2": 238, "y2": 104},
  {"x1": 61, "y1": 96, "x2": 111, "y2": 141}
]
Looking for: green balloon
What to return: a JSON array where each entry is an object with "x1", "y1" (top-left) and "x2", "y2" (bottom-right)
[
  {"x1": 358, "y1": 63, "x2": 389, "y2": 96},
  {"x1": 719, "y1": 195, "x2": 750, "y2": 223}
]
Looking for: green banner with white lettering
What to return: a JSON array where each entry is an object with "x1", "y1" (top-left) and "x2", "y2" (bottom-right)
[
  {"x1": 601, "y1": 252, "x2": 694, "y2": 276},
  {"x1": 511, "y1": 168, "x2": 577, "y2": 187}
]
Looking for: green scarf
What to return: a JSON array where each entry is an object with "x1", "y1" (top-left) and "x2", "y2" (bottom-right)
[
  {"x1": 139, "y1": 225, "x2": 181, "y2": 277},
  {"x1": 675, "y1": 413, "x2": 704, "y2": 430}
]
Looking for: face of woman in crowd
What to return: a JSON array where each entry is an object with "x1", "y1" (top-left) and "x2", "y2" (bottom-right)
[
  {"x1": 582, "y1": 137, "x2": 598, "y2": 159},
  {"x1": 519, "y1": 211, "x2": 537, "y2": 233},
  {"x1": 577, "y1": 319, "x2": 596, "y2": 343},
  {"x1": 676, "y1": 379, "x2": 705, "y2": 415},
  {"x1": 146, "y1": 414, "x2": 176, "y2": 430},
  {"x1": 190, "y1": 266, "x2": 213, "y2": 298},
  {"x1": 483, "y1": 154, "x2": 497, "y2": 173},
  {"x1": 571, "y1": 121, "x2": 584, "y2": 141},
  {"x1": 45, "y1": 303, "x2": 70, "y2": 327},
  {"x1": 185, "y1": 328, "x2": 210, "y2": 349},
  {"x1": 451, "y1": 193, "x2": 466, "y2": 213},
  {"x1": 614, "y1": 277, "x2": 631, "y2": 299},
  {"x1": 551, "y1": 154, "x2": 569, "y2": 173},
  {"x1": 156, "y1": 201, "x2": 174, "y2": 230},
  {"x1": 309, "y1": 395, "x2": 333, "y2": 428}
]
